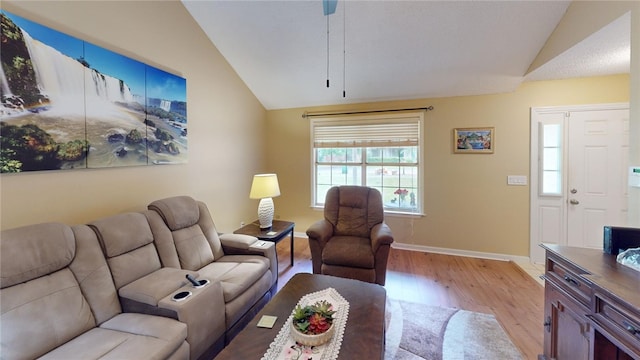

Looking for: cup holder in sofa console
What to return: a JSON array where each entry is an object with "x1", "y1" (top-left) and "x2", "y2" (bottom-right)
[
  {"x1": 185, "y1": 274, "x2": 209, "y2": 289},
  {"x1": 172, "y1": 291, "x2": 192, "y2": 302},
  {"x1": 195, "y1": 279, "x2": 209, "y2": 288}
]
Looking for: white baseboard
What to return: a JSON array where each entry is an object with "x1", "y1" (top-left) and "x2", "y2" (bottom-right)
[
  {"x1": 391, "y1": 242, "x2": 531, "y2": 263},
  {"x1": 295, "y1": 233, "x2": 530, "y2": 263}
]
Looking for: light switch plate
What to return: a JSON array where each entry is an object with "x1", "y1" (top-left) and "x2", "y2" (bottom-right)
[
  {"x1": 507, "y1": 175, "x2": 527, "y2": 186},
  {"x1": 630, "y1": 166, "x2": 640, "y2": 188}
]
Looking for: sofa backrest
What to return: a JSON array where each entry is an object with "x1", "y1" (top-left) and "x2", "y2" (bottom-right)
[
  {"x1": 0, "y1": 222, "x2": 121, "y2": 359},
  {"x1": 148, "y1": 195, "x2": 224, "y2": 271},
  {"x1": 71, "y1": 224, "x2": 124, "y2": 323},
  {"x1": 89, "y1": 212, "x2": 162, "y2": 289},
  {"x1": 324, "y1": 185, "x2": 384, "y2": 238}
]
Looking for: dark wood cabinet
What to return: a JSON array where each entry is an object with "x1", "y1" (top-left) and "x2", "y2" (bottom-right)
[
  {"x1": 544, "y1": 279, "x2": 592, "y2": 359},
  {"x1": 541, "y1": 245, "x2": 640, "y2": 360}
]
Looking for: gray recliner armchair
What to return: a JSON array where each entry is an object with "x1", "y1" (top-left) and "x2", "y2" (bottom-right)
[{"x1": 306, "y1": 185, "x2": 394, "y2": 285}]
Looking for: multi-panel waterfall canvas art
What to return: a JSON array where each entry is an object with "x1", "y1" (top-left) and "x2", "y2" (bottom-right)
[{"x1": 0, "y1": 10, "x2": 187, "y2": 173}]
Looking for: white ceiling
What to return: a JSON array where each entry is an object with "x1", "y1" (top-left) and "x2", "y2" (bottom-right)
[{"x1": 182, "y1": 1, "x2": 631, "y2": 110}]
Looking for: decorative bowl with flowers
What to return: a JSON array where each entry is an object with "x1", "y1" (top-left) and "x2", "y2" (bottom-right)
[{"x1": 290, "y1": 300, "x2": 336, "y2": 346}]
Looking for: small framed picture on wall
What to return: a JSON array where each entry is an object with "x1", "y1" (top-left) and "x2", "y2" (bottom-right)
[{"x1": 453, "y1": 127, "x2": 494, "y2": 154}]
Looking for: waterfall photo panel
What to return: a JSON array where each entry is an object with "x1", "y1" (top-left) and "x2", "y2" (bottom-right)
[{"x1": 0, "y1": 10, "x2": 187, "y2": 173}]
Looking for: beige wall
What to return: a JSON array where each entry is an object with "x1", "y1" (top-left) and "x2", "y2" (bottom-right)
[
  {"x1": 0, "y1": 1, "x2": 267, "y2": 232},
  {"x1": 267, "y1": 75, "x2": 630, "y2": 257},
  {"x1": 1, "y1": 2, "x2": 636, "y2": 260}
]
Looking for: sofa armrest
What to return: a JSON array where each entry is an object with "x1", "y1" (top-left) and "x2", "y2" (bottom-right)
[
  {"x1": 306, "y1": 219, "x2": 333, "y2": 247},
  {"x1": 220, "y1": 233, "x2": 278, "y2": 286},
  {"x1": 158, "y1": 280, "x2": 226, "y2": 360},
  {"x1": 220, "y1": 233, "x2": 276, "y2": 259},
  {"x1": 306, "y1": 219, "x2": 334, "y2": 274},
  {"x1": 119, "y1": 267, "x2": 199, "y2": 307},
  {"x1": 219, "y1": 233, "x2": 259, "y2": 250},
  {"x1": 370, "y1": 222, "x2": 394, "y2": 252},
  {"x1": 119, "y1": 268, "x2": 226, "y2": 360}
]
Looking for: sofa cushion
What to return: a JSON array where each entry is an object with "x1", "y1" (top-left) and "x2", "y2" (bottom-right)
[
  {"x1": 324, "y1": 186, "x2": 384, "y2": 238},
  {"x1": 322, "y1": 236, "x2": 375, "y2": 269},
  {"x1": 90, "y1": 212, "x2": 155, "y2": 257},
  {"x1": 40, "y1": 313, "x2": 188, "y2": 360},
  {"x1": 172, "y1": 224, "x2": 215, "y2": 271},
  {"x1": 336, "y1": 204, "x2": 369, "y2": 238},
  {"x1": 197, "y1": 255, "x2": 270, "y2": 303},
  {"x1": 222, "y1": 271, "x2": 273, "y2": 330},
  {"x1": 148, "y1": 197, "x2": 228, "y2": 266},
  {"x1": 1, "y1": 269, "x2": 96, "y2": 360},
  {"x1": 69, "y1": 224, "x2": 123, "y2": 325},
  {"x1": 90, "y1": 213, "x2": 163, "y2": 289},
  {"x1": 144, "y1": 210, "x2": 182, "y2": 269},
  {"x1": 1, "y1": 222, "x2": 74, "y2": 288},
  {"x1": 148, "y1": 196, "x2": 200, "y2": 231},
  {"x1": 107, "y1": 243, "x2": 163, "y2": 289}
]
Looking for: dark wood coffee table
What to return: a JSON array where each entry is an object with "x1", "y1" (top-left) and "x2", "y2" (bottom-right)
[{"x1": 214, "y1": 273, "x2": 386, "y2": 359}]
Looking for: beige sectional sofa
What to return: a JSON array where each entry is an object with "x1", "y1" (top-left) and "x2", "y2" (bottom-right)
[{"x1": 0, "y1": 196, "x2": 278, "y2": 360}]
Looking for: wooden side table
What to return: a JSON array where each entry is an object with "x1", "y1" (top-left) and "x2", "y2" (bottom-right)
[{"x1": 233, "y1": 220, "x2": 295, "y2": 266}]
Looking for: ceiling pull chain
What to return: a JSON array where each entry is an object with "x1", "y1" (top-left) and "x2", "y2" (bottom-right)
[
  {"x1": 326, "y1": 14, "x2": 330, "y2": 88},
  {"x1": 342, "y1": 1, "x2": 346, "y2": 98}
]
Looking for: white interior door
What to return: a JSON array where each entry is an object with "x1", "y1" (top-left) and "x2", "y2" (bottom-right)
[
  {"x1": 529, "y1": 109, "x2": 566, "y2": 263},
  {"x1": 566, "y1": 109, "x2": 629, "y2": 249},
  {"x1": 530, "y1": 104, "x2": 629, "y2": 263}
]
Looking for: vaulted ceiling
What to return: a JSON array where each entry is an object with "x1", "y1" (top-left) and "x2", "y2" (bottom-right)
[{"x1": 183, "y1": 1, "x2": 631, "y2": 110}]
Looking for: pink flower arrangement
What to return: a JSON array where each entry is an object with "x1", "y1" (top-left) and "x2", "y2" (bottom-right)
[{"x1": 394, "y1": 188, "x2": 409, "y2": 197}]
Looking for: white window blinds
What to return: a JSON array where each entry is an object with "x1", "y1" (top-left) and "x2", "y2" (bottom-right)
[{"x1": 311, "y1": 113, "x2": 421, "y2": 148}]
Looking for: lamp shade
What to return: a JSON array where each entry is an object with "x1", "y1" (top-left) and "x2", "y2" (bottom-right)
[{"x1": 249, "y1": 174, "x2": 281, "y2": 199}]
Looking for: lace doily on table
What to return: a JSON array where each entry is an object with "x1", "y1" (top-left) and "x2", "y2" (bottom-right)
[{"x1": 261, "y1": 287, "x2": 349, "y2": 360}]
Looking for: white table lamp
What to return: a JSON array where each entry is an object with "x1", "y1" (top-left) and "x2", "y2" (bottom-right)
[{"x1": 249, "y1": 174, "x2": 281, "y2": 229}]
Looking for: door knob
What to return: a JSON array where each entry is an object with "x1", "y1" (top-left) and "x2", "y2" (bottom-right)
[
  {"x1": 570, "y1": 189, "x2": 578, "y2": 194},
  {"x1": 569, "y1": 199, "x2": 580, "y2": 205}
]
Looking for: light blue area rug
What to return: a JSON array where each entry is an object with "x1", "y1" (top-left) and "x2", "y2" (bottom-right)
[{"x1": 385, "y1": 299, "x2": 523, "y2": 360}]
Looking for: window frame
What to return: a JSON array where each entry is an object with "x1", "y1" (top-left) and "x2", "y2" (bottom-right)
[
  {"x1": 310, "y1": 111, "x2": 425, "y2": 215},
  {"x1": 538, "y1": 118, "x2": 564, "y2": 197}
]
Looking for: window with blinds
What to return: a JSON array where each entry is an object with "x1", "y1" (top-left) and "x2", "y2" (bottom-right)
[{"x1": 310, "y1": 111, "x2": 424, "y2": 214}]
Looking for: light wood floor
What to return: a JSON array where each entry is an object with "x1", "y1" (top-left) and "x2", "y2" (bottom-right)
[{"x1": 275, "y1": 237, "x2": 545, "y2": 360}]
